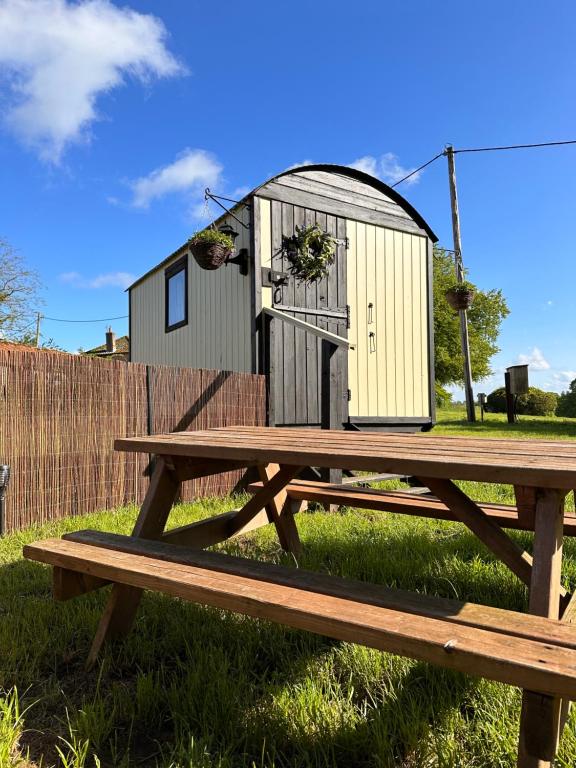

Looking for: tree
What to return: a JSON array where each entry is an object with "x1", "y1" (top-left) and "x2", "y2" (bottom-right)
[
  {"x1": 434, "y1": 247, "x2": 509, "y2": 386},
  {"x1": 0, "y1": 239, "x2": 41, "y2": 341},
  {"x1": 556, "y1": 379, "x2": 576, "y2": 417},
  {"x1": 487, "y1": 386, "x2": 558, "y2": 416}
]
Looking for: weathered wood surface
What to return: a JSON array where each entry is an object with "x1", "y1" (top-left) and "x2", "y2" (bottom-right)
[
  {"x1": 85, "y1": 456, "x2": 181, "y2": 666},
  {"x1": 114, "y1": 427, "x2": 576, "y2": 490},
  {"x1": 258, "y1": 464, "x2": 302, "y2": 555},
  {"x1": 257, "y1": 182, "x2": 426, "y2": 235},
  {"x1": 246, "y1": 479, "x2": 576, "y2": 535},
  {"x1": 46, "y1": 530, "x2": 576, "y2": 651},
  {"x1": 24, "y1": 534, "x2": 576, "y2": 700},
  {"x1": 420, "y1": 477, "x2": 534, "y2": 587},
  {"x1": 518, "y1": 489, "x2": 567, "y2": 767},
  {"x1": 267, "y1": 202, "x2": 348, "y2": 428}
]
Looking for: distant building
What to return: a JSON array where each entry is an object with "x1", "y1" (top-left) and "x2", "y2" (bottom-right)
[{"x1": 85, "y1": 328, "x2": 129, "y2": 361}]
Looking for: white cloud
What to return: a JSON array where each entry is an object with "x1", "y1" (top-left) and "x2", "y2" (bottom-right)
[
  {"x1": 517, "y1": 347, "x2": 550, "y2": 371},
  {"x1": 349, "y1": 152, "x2": 422, "y2": 186},
  {"x1": 285, "y1": 159, "x2": 315, "y2": 171},
  {"x1": 129, "y1": 148, "x2": 222, "y2": 209},
  {"x1": 549, "y1": 371, "x2": 576, "y2": 392},
  {"x1": 349, "y1": 156, "x2": 379, "y2": 177},
  {"x1": 0, "y1": 0, "x2": 183, "y2": 162},
  {"x1": 230, "y1": 185, "x2": 251, "y2": 199},
  {"x1": 60, "y1": 270, "x2": 135, "y2": 289}
]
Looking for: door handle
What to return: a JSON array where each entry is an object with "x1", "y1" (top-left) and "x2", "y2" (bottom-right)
[
  {"x1": 369, "y1": 331, "x2": 376, "y2": 353},
  {"x1": 368, "y1": 302, "x2": 374, "y2": 324}
]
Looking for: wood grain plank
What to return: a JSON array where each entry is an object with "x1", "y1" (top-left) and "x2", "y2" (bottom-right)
[
  {"x1": 44, "y1": 530, "x2": 576, "y2": 651},
  {"x1": 113, "y1": 431, "x2": 576, "y2": 489},
  {"x1": 258, "y1": 463, "x2": 301, "y2": 555},
  {"x1": 419, "y1": 477, "x2": 533, "y2": 587},
  {"x1": 245, "y1": 480, "x2": 576, "y2": 536},
  {"x1": 518, "y1": 489, "x2": 566, "y2": 767},
  {"x1": 23, "y1": 536, "x2": 576, "y2": 699},
  {"x1": 86, "y1": 456, "x2": 180, "y2": 666}
]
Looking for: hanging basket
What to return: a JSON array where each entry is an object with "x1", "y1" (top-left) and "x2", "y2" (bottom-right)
[
  {"x1": 189, "y1": 241, "x2": 232, "y2": 271},
  {"x1": 445, "y1": 287, "x2": 474, "y2": 311}
]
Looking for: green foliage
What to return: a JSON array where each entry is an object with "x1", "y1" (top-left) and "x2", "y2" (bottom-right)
[
  {"x1": 189, "y1": 229, "x2": 234, "y2": 249},
  {"x1": 486, "y1": 386, "x2": 559, "y2": 416},
  {"x1": 285, "y1": 224, "x2": 336, "y2": 282},
  {"x1": 434, "y1": 248, "x2": 509, "y2": 385},
  {"x1": 556, "y1": 379, "x2": 576, "y2": 417},
  {"x1": 434, "y1": 247, "x2": 509, "y2": 386},
  {"x1": 435, "y1": 382, "x2": 453, "y2": 408},
  {"x1": 445, "y1": 280, "x2": 475, "y2": 294},
  {"x1": 9, "y1": 331, "x2": 63, "y2": 350},
  {"x1": 2, "y1": 475, "x2": 576, "y2": 768}
]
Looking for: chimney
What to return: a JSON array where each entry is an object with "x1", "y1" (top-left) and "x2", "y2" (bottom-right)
[{"x1": 105, "y1": 327, "x2": 116, "y2": 353}]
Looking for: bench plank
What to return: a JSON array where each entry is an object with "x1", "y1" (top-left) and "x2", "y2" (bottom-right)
[
  {"x1": 246, "y1": 480, "x2": 576, "y2": 536},
  {"x1": 23, "y1": 534, "x2": 576, "y2": 699}
]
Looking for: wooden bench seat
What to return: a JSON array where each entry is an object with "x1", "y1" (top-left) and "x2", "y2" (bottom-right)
[
  {"x1": 248, "y1": 479, "x2": 576, "y2": 535},
  {"x1": 23, "y1": 530, "x2": 576, "y2": 699}
]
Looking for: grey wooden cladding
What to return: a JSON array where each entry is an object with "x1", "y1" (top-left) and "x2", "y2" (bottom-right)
[
  {"x1": 259, "y1": 180, "x2": 426, "y2": 235},
  {"x1": 277, "y1": 170, "x2": 413, "y2": 220},
  {"x1": 267, "y1": 201, "x2": 348, "y2": 427}
]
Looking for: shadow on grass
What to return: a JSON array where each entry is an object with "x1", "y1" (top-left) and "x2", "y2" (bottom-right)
[{"x1": 0, "y1": 520, "x2": 537, "y2": 767}]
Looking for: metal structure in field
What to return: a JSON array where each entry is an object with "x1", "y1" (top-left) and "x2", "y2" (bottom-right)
[{"x1": 128, "y1": 164, "x2": 438, "y2": 431}]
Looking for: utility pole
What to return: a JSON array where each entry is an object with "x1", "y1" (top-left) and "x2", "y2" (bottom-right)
[
  {"x1": 446, "y1": 145, "x2": 476, "y2": 422},
  {"x1": 35, "y1": 312, "x2": 42, "y2": 347}
]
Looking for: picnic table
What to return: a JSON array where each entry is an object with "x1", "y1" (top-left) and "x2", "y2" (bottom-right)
[{"x1": 24, "y1": 426, "x2": 576, "y2": 767}]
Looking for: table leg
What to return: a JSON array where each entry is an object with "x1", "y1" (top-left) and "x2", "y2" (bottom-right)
[
  {"x1": 517, "y1": 488, "x2": 566, "y2": 768},
  {"x1": 258, "y1": 463, "x2": 302, "y2": 555},
  {"x1": 86, "y1": 456, "x2": 180, "y2": 667}
]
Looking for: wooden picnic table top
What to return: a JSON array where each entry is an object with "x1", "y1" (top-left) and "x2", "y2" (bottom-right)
[{"x1": 115, "y1": 426, "x2": 576, "y2": 490}]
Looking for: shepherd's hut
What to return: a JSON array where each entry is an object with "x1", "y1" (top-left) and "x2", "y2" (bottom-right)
[{"x1": 128, "y1": 164, "x2": 438, "y2": 431}]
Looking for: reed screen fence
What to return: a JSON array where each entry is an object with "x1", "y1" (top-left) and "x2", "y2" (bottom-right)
[{"x1": 0, "y1": 345, "x2": 266, "y2": 532}]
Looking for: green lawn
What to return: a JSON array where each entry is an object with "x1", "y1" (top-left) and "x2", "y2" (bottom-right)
[{"x1": 2, "y1": 412, "x2": 576, "y2": 767}]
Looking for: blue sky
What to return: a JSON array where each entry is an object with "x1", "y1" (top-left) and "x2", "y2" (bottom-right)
[{"x1": 1, "y1": 0, "x2": 575, "y2": 395}]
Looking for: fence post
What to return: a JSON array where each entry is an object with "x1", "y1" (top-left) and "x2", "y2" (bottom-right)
[
  {"x1": 0, "y1": 465, "x2": 10, "y2": 536},
  {"x1": 145, "y1": 366, "x2": 156, "y2": 477},
  {"x1": 505, "y1": 370, "x2": 515, "y2": 424},
  {"x1": 321, "y1": 339, "x2": 342, "y2": 486}
]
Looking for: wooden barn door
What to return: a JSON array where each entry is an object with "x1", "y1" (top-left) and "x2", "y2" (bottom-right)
[{"x1": 268, "y1": 201, "x2": 348, "y2": 427}]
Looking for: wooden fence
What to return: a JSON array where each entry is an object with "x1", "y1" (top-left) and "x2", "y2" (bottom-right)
[{"x1": 0, "y1": 345, "x2": 266, "y2": 532}]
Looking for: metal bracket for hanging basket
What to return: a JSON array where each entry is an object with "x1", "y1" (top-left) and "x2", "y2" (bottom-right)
[{"x1": 226, "y1": 248, "x2": 249, "y2": 276}]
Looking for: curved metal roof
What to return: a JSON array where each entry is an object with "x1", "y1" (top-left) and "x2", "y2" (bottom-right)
[
  {"x1": 128, "y1": 162, "x2": 437, "y2": 291},
  {"x1": 254, "y1": 163, "x2": 438, "y2": 242}
]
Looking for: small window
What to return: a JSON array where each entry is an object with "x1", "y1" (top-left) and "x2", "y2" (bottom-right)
[{"x1": 165, "y1": 257, "x2": 188, "y2": 332}]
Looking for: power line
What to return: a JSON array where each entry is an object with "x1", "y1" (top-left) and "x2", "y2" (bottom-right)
[
  {"x1": 390, "y1": 152, "x2": 444, "y2": 188},
  {"x1": 391, "y1": 139, "x2": 576, "y2": 188},
  {"x1": 453, "y1": 139, "x2": 576, "y2": 154},
  {"x1": 42, "y1": 313, "x2": 128, "y2": 323}
]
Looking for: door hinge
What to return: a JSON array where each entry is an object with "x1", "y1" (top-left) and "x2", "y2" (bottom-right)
[
  {"x1": 347, "y1": 388, "x2": 352, "y2": 402},
  {"x1": 346, "y1": 305, "x2": 351, "y2": 329}
]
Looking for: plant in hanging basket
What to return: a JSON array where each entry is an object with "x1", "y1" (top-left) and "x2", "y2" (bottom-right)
[
  {"x1": 445, "y1": 281, "x2": 475, "y2": 311},
  {"x1": 284, "y1": 224, "x2": 336, "y2": 282},
  {"x1": 188, "y1": 229, "x2": 234, "y2": 271}
]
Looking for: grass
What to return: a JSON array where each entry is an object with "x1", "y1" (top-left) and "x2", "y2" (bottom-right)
[{"x1": 2, "y1": 410, "x2": 576, "y2": 767}]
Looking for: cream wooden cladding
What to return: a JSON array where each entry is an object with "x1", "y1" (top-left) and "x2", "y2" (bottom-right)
[
  {"x1": 258, "y1": 197, "x2": 273, "y2": 309},
  {"x1": 347, "y1": 221, "x2": 429, "y2": 418}
]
